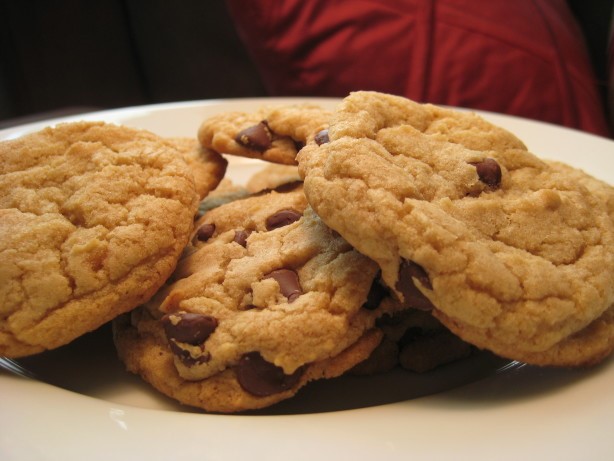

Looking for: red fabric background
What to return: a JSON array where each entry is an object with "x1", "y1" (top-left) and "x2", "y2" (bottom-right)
[{"x1": 226, "y1": 0, "x2": 610, "y2": 137}]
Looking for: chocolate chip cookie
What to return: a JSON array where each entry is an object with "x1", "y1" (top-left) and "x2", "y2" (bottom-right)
[
  {"x1": 298, "y1": 91, "x2": 614, "y2": 367},
  {"x1": 114, "y1": 184, "x2": 389, "y2": 412},
  {"x1": 0, "y1": 121, "x2": 203, "y2": 357},
  {"x1": 197, "y1": 103, "x2": 331, "y2": 165}
]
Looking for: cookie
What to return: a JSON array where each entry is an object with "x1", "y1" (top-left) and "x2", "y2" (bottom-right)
[
  {"x1": 198, "y1": 104, "x2": 331, "y2": 165},
  {"x1": 0, "y1": 121, "x2": 201, "y2": 357},
  {"x1": 167, "y1": 137, "x2": 227, "y2": 199},
  {"x1": 351, "y1": 308, "x2": 474, "y2": 375},
  {"x1": 188, "y1": 180, "x2": 308, "y2": 257},
  {"x1": 113, "y1": 184, "x2": 389, "y2": 412},
  {"x1": 114, "y1": 307, "x2": 381, "y2": 413},
  {"x1": 439, "y1": 161, "x2": 614, "y2": 367},
  {"x1": 298, "y1": 91, "x2": 614, "y2": 366}
]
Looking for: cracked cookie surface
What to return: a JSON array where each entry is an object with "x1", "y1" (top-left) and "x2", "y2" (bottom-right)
[
  {"x1": 114, "y1": 183, "x2": 387, "y2": 412},
  {"x1": 0, "y1": 121, "x2": 201, "y2": 357},
  {"x1": 298, "y1": 91, "x2": 614, "y2": 366}
]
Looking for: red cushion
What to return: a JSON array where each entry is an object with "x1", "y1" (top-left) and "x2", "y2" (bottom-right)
[{"x1": 226, "y1": 0, "x2": 610, "y2": 137}]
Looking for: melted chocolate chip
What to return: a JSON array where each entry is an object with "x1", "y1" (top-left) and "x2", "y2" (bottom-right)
[
  {"x1": 265, "y1": 269, "x2": 302, "y2": 302},
  {"x1": 235, "y1": 352, "x2": 304, "y2": 396},
  {"x1": 314, "y1": 129, "x2": 330, "y2": 145},
  {"x1": 162, "y1": 312, "x2": 219, "y2": 345},
  {"x1": 362, "y1": 276, "x2": 389, "y2": 310},
  {"x1": 233, "y1": 229, "x2": 250, "y2": 247},
  {"x1": 395, "y1": 260, "x2": 434, "y2": 311},
  {"x1": 235, "y1": 121, "x2": 273, "y2": 151},
  {"x1": 265, "y1": 208, "x2": 302, "y2": 230},
  {"x1": 471, "y1": 158, "x2": 502, "y2": 189},
  {"x1": 195, "y1": 223, "x2": 216, "y2": 242}
]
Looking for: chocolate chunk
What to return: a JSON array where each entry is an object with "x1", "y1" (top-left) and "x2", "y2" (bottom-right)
[
  {"x1": 265, "y1": 208, "x2": 302, "y2": 230},
  {"x1": 235, "y1": 121, "x2": 272, "y2": 151},
  {"x1": 265, "y1": 269, "x2": 302, "y2": 302},
  {"x1": 233, "y1": 229, "x2": 250, "y2": 247},
  {"x1": 362, "y1": 276, "x2": 388, "y2": 310},
  {"x1": 314, "y1": 129, "x2": 330, "y2": 145},
  {"x1": 471, "y1": 158, "x2": 502, "y2": 188},
  {"x1": 195, "y1": 223, "x2": 216, "y2": 242},
  {"x1": 395, "y1": 259, "x2": 434, "y2": 310},
  {"x1": 162, "y1": 312, "x2": 219, "y2": 345},
  {"x1": 235, "y1": 352, "x2": 304, "y2": 396}
]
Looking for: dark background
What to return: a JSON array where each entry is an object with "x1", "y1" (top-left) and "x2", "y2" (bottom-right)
[
  {"x1": 0, "y1": 0, "x2": 611, "y2": 128},
  {"x1": 0, "y1": 0, "x2": 266, "y2": 127}
]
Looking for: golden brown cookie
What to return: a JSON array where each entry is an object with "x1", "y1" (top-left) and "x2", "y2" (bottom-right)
[
  {"x1": 298, "y1": 91, "x2": 614, "y2": 367},
  {"x1": 113, "y1": 183, "x2": 391, "y2": 412},
  {"x1": 198, "y1": 104, "x2": 331, "y2": 165},
  {"x1": 0, "y1": 121, "x2": 200, "y2": 357},
  {"x1": 113, "y1": 307, "x2": 381, "y2": 413}
]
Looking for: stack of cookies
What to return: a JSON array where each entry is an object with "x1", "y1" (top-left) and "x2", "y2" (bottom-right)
[{"x1": 1, "y1": 92, "x2": 612, "y2": 414}]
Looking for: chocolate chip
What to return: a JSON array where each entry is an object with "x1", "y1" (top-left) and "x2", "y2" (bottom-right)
[
  {"x1": 314, "y1": 129, "x2": 329, "y2": 145},
  {"x1": 233, "y1": 229, "x2": 250, "y2": 247},
  {"x1": 162, "y1": 312, "x2": 219, "y2": 345},
  {"x1": 470, "y1": 158, "x2": 502, "y2": 188},
  {"x1": 235, "y1": 121, "x2": 272, "y2": 151},
  {"x1": 195, "y1": 223, "x2": 216, "y2": 242},
  {"x1": 362, "y1": 276, "x2": 388, "y2": 310},
  {"x1": 265, "y1": 268, "x2": 302, "y2": 302},
  {"x1": 235, "y1": 352, "x2": 304, "y2": 396},
  {"x1": 395, "y1": 259, "x2": 434, "y2": 310},
  {"x1": 265, "y1": 208, "x2": 302, "y2": 230}
]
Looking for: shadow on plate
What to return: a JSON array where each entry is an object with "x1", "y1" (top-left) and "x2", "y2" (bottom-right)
[{"x1": 9, "y1": 323, "x2": 598, "y2": 415}]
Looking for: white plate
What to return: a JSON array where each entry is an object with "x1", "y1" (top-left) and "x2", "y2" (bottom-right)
[{"x1": 1, "y1": 99, "x2": 613, "y2": 461}]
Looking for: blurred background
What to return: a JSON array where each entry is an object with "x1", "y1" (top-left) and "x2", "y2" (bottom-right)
[
  {"x1": 1, "y1": 0, "x2": 612, "y2": 137},
  {"x1": 0, "y1": 0, "x2": 266, "y2": 127}
]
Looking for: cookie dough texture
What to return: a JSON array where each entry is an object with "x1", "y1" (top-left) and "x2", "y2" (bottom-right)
[
  {"x1": 115, "y1": 184, "x2": 386, "y2": 412},
  {"x1": 298, "y1": 91, "x2": 614, "y2": 366},
  {"x1": 198, "y1": 103, "x2": 330, "y2": 165},
  {"x1": 0, "y1": 121, "x2": 202, "y2": 357}
]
